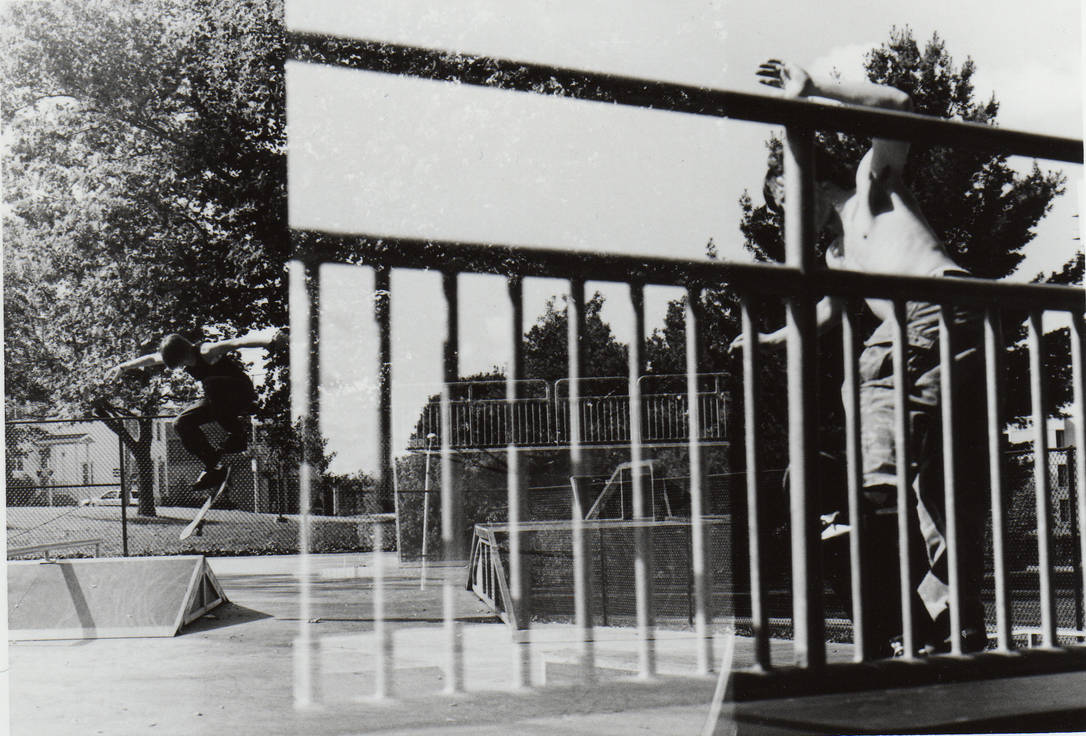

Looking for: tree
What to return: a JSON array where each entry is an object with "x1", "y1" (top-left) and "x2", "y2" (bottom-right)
[
  {"x1": 524, "y1": 292, "x2": 629, "y2": 383},
  {"x1": 1, "y1": 0, "x2": 294, "y2": 511}
]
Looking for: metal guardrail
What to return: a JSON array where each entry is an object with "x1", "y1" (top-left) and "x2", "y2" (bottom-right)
[
  {"x1": 8, "y1": 539, "x2": 102, "y2": 559},
  {"x1": 404, "y1": 376, "x2": 729, "y2": 449},
  {"x1": 287, "y1": 30, "x2": 1085, "y2": 701}
]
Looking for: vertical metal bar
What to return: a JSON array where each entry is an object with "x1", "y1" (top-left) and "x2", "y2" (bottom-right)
[
  {"x1": 629, "y1": 282, "x2": 656, "y2": 678},
  {"x1": 938, "y1": 306, "x2": 962, "y2": 655},
  {"x1": 1028, "y1": 310, "x2": 1056, "y2": 647},
  {"x1": 441, "y1": 272, "x2": 464, "y2": 693},
  {"x1": 119, "y1": 437, "x2": 128, "y2": 557},
  {"x1": 1072, "y1": 312, "x2": 1086, "y2": 637},
  {"x1": 890, "y1": 299, "x2": 915, "y2": 659},
  {"x1": 741, "y1": 296, "x2": 770, "y2": 669},
  {"x1": 985, "y1": 309, "x2": 1013, "y2": 651},
  {"x1": 289, "y1": 259, "x2": 319, "y2": 707},
  {"x1": 373, "y1": 522, "x2": 390, "y2": 698},
  {"x1": 443, "y1": 272, "x2": 462, "y2": 557},
  {"x1": 841, "y1": 303, "x2": 866, "y2": 661},
  {"x1": 783, "y1": 126, "x2": 824, "y2": 668},
  {"x1": 686, "y1": 287, "x2": 712, "y2": 675},
  {"x1": 568, "y1": 279, "x2": 594, "y2": 681},
  {"x1": 376, "y1": 267, "x2": 392, "y2": 514},
  {"x1": 507, "y1": 276, "x2": 531, "y2": 688},
  {"x1": 1070, "y1": 445, "x2": 1083, "y2": 634}
]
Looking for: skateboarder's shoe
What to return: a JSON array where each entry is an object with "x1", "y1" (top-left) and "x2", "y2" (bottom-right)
[
  {"x1": 820, "y1": 510, "x2": 851, "y2": 541},
  {"x1": 193, "y1": 466, "x2": 228, "y2": 493}
]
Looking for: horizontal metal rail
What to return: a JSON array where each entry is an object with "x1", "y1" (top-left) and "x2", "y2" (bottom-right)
[
  {"x1": 8, "y1": 538, "x2": 102, "y2": 558},
  {"x1": 293, "y1": 232, "x2": 1083, "y2": 311},
  {"x1": 287, "y1": 33, "x2": 1081, "y2": 163},
  {"x1": 7, "y1": 482, "x2": 124, "y2": 491}
]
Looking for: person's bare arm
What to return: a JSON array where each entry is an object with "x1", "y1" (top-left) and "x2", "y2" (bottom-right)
[
  {"x1": 200, "y1": 327, "x2": 287, "y2": 364},
  {"x1": 108, "y1": 352, "x2": 164, "y2": 381},
  {"x1": 757, "y1": 58, "x2": 913, "y2": 175},
  {"x1": 728, "y1": 296, "x2": 842, "y2": 354}
]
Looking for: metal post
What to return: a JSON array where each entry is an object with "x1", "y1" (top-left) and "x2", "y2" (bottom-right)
[
  {"x1": 842, "y1": 303, "x2": 866, "y2": 661},
  {"x1": 629, "y1": 281, "x2": 656, "y2": 678},
  {"x1": 1070, "y1": 312, "x2": 1086, "y2": 636},
  {"x1": 507, "y1": 275, "x2": 531, "y2": 688},
  {"x1": 376, "y1": 266, "x2": 392, "y2": 514},
  {"x1": 568, "y1": 279, "x2": 595, "y2": 682},
  {"x1": 289, "y1": 258, "x2": 320, "y2": 708},
  {"x1": 1029, "y1": 311, "x2": 1057, "y2": 647},
  {"x1": 441, "y1": 271, "x2": 463, "y2": 693},
  {"x1": 985, "y1": 309, "x2": 1013, "y2": 651},
  {"x1": 374, "y1": 522, "x2": 391, "y2": 699},
  {"x1": 1070, "y1": 446, "x2": 1083, "y2": 633},
  {"x1": 442, "y1": 271, "x2": 463, "y2": 558},
  {"x1": 783, "y1": 125, "x2": 824, "y2": 668},
  {"x1": 742, "y1": 296, "x2": 770, "y2": 669},
  {"x1": 939, "y1": 306, "x2": 962, "y2": 655},
  {"x1": 890, "y1": 299, "x2": 915, "y2": 658},
  {"x1": 119, "y1": 436, "x2": 128, "y2": 557},
  {"x1": 686, "y1": 287, "x2": 712, "y2": 674},
  {"x1": 420, "y1": 433, "x2": 436, "y2": 590}
]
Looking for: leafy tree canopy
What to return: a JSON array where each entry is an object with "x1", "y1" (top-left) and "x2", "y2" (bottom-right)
[{"x1": 2, "y1": 0, "x2": 289, "y2": 419}]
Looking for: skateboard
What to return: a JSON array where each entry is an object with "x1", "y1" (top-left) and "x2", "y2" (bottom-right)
[{"x1": 180, "y1": 467, "x2": 232, "y2": 540}]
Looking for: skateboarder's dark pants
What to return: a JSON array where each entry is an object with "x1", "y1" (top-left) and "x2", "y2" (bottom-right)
[
  {"x1": 175, "y1": 377, "x2": 256, "y2": 471},
  {"x1": 825, "y1": 299, "x2": 988, "y2": 654}
]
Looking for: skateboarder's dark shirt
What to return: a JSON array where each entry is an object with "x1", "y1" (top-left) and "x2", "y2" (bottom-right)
[
  {"x1": 184, "y1": 347, "x2": 250, "y2": 384},
  {"x1": 184, "y1": 346, "x2": 257, "y2": 409}
]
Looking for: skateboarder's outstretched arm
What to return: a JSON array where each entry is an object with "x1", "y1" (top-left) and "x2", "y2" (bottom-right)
[
  {"x1": 107, "y1": 351, "x2": 165, "y2": 381},
  {"x1": 107, "y1": 327, "x2": 287, "y2": 380},
  {"x1": 199, "y1": 327, "x2": 287, "y2": 365}
]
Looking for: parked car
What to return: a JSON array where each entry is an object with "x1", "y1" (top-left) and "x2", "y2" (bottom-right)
[{"x1": 80, "y1": 489, "x2": 139, "y2": 506}]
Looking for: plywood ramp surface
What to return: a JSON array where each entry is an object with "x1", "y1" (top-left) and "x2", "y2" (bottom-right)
[{"x1": 7, "y1": 555, "x2": 227, "y2": 640}]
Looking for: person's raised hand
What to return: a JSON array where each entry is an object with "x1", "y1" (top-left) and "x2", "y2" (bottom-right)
[
  {"x1": 727, "y1": 334, "x2": 745, "y2": 356},
  {"x1": 756, "y1": 59, "x2": 811, "y2": 98}
]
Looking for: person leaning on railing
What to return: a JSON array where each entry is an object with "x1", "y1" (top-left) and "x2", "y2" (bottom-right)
[{"x1": 730, "y1": 58, "x2": 988, "y2": 658}]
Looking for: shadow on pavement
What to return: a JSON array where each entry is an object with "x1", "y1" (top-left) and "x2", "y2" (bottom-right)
[{"x1": 182, "y1": 601, "x2": 272, "y2": 633}]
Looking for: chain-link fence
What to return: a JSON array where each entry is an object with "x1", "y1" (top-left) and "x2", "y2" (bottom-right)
[
  {"x1": 998, "y1": 446, "x2": 1084, "y2": 643},
  {"x1": 472, "y1": 518, "x2": 735, "y2": 628},
  {"x1": 6, "y1": 416, "x2": 375, "y2": 559}
]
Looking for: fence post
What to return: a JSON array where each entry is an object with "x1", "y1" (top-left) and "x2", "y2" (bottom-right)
[
  {"x1": 119, "y1": 433, "x2": 129, "y2": 557},
  {"x1": 1070, "y1": 446, "x2": 1083, "y2": 632}
]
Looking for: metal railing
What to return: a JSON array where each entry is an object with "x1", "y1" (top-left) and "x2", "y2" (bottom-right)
[
  {"x1": 403, "y1": 375, "x2": 729, "y2": 449},
  {"x1": 286, "y1": 31, "x2": 1085, "y2": 704}
]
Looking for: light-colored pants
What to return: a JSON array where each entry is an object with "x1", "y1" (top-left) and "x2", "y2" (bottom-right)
[{"x1": 854, "y1": 300, "x2": 987, "y2": 627}]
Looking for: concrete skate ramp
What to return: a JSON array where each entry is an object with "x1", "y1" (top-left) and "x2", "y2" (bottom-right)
[{"x1": 7, "y1": 556, "x2": 227, "y2": 640}]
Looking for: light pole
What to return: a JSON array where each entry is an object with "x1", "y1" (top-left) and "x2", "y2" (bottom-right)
[{"x1": 420, "y1": 432, "x2": 437, "y2": 590}]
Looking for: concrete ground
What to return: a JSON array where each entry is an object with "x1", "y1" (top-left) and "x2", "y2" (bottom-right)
[{"x1": 7, "y1": 553, "x2": 1086, "y2": 735}]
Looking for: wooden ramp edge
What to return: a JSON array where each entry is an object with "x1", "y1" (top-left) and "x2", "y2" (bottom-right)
[{"x1": 7, "y1": 556, "x2": 228, "y2": 641}]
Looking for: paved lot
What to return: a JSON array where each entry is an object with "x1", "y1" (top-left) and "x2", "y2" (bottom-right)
[
  {"x1": 7, "y1": 554, "x2": 735, "y2": 736},
  {"x1": 7, "y1": 553, "x2": 1086, "y2": 735}
]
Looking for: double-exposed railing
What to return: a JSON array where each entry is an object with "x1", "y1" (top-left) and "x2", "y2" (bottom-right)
[{"x1": 286, "y1": 29, "x2": 1085, "y2": 701}]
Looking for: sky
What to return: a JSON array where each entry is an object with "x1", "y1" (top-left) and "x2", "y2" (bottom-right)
[{"x1": 284, "y1": 0, "x2": 1083, "y2": 474}]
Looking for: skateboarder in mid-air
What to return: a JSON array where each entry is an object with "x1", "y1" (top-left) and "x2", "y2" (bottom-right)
[{"x1": 108, "y1": 328, "x2": 285, "y2": 492}]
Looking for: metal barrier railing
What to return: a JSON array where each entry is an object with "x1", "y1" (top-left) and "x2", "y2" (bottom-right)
[
  {"x1": 403, "y1": 376, "x2": 728, "y2": 449},
  {"x1": 286, "y1": 31, "x2": 1084, "y2": 703}
]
